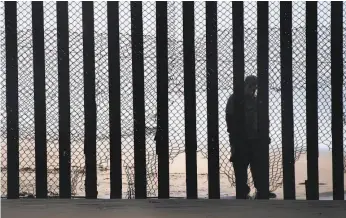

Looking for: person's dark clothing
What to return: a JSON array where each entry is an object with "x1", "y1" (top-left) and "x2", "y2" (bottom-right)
[
  {"x1": 226, "y1": 93, "x2": 258, "y2": 141},
  {"x1": 229, "y1": 138, "x2": 267, "y2": 198},
  {"x1": 226, "y1": 92, "x2": 268, "y2": 198}
]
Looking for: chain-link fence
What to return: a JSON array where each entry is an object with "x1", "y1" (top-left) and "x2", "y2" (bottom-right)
[{"x1": 1, "y1": 1, "x2": 345, "y2": 199}]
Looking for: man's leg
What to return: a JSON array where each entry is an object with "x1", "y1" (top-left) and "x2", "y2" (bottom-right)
[
  {"x1": 232, "y1": 147, "x2": 250, "y2": 199},
  {"x1": 249, "y1": 141, "x2": 268, "y2": 199}
]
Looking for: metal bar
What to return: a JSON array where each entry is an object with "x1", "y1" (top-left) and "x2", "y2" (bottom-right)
[
  {"x1": 206, "y1": 1, "x2": 220, "y2": 199},
  {"x1": 280, "y1": 1, "x2": 296, "y2": 200},
  {"x1": 32, "y1": 1, "x2": 47, "y2": 198},
  {"x1": 5, "y1": 1, "x2": 19, "y2": 199},
  {"x1": 306, "y1": 1, "x2": 319, "y2": 200},
  {"x1": 257, "y1": 1, "x2": 270, "y2": 200},
  {"x1": 131, "y1": 1, "x2": 147, "y2": 199},
  {"x1": 82, "y1": 1, "x2": 98, "y2": 199},
  {"x1": 108, "y1": 1, "x2": 122, "y2": 199},
  {"x1": 232, "y1": 1, "x2": 246, "y2": 200},
  {"x1": 156, "y1": 1, "x2": 170, "y2": 199},
  {"x1": 57, "y1": 1, "x2": 71, "y2": 198},
  {"x1": 183, "y1": 1, "x2": 198, "y2": 199},
  {"x1": 331, "y1": 1, "x2": 344, "y2": 201}
]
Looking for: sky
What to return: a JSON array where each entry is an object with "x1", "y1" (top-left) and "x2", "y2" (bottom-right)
[{"x1": 0, "y1": 1, "x2": 345, "y2": 154}]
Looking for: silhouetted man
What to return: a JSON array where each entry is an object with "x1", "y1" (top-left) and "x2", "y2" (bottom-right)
[{"x1": 226, "y1": 75, "x2": 272, "y2": 199}]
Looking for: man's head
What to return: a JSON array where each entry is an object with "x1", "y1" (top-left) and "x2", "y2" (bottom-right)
[{"x1": 244, "y1": 75, "x2": 257, "y2": 96}]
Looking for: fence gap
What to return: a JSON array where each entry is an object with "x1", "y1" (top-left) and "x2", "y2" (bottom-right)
[
  {"x1": 5, "y1": 1, "x2": 19, "y2": 199},
  {"x1": 206, "y1": 1, "x2": 220, "y2": 199},
  {"x1": 131, "y1": 1, "x2": 147, "y2": 199},
  {"x1": 108, "y1": 1, "x2": 122, "y2": 199},
  {"x1": 280, "y1": 1, "x2": 296, "y2": 200},
  {"x1": 32, "y1": 1, "x2": 48, "y2": 198},
  {"x1": 183, "y1": 1, "x2": 198, "y2": 199},
  {"x1": 257, "y1": 1, "x2": 270, "y2": 200},
  {"x1": 331, "y1": 1, "x2": 344, "y2": 201},
  {"x1": 156, "y1": 1, "x2": 170, "y2": 199},
  {"x1": 82, "y1": 1, "x2": 98, "y2": 199},
  {"x1": 306, "y1": 1, "x2": 319, "y2": 200},
  {"x1": 232, "y1": 1, "x2": 246, "y2": 200}
]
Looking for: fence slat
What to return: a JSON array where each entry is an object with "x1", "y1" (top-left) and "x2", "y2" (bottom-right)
[
  {"x1": 331, "y1": 1, "x2": 344, "y2": 201},
  {"x1": 306, "y1": 1, "x2": 319, "y2": 200},
  {"x1": 232, "y1": 1, "x2": 246, "y2": 200},
  {"x1": 5, "y1": 1, "x2": 19, "y2": 199},
  {"x1": 32, "y1": 1, "x2": 47, "y2": 198},
  {"x1": 280, "y1": 1, "x2": 296, "y2": 200},
  {"x1": 156, "y1": 1, "x2": 170, "y2": 199},
  {"x1": 257, "y1": 1, "x2": 270, "y2": 199},
  {"x1": 131, "y1": 1, "x2": 147, "y2": 199},
  {"x1": 57, "y1": 1, "x2": 71, "y2": 198},
  {"x1": 183, "y1": 1, "x2": 198, "y2": 199},
  {"x1": 206, "y1": 1, "x2": 220, "y2": 199},
  {"x1": 82, "y1": 1, "x2": 98, "y2": 199},
  {"x1": 108, "y1": 1, "x2": 122, "y2": 199}
]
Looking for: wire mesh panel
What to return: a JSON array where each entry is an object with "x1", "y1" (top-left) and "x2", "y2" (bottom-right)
[
  {"x1": 1, "y1": 1, "x2": 346, "y2": 199},
  {"x1": 292, "y1": 1, "x2": 306, "y2": 162},
  {"x1": 167, "y1": 1, "x2": 186, "y2": 198},
  {"x1": 94, "y1": 0, "x2": 110, "y2": 196},
  {"x1": 317, "y1": 3, "x2": 332, "y2": 158},
  {"x1": 317, "y1": 2, "x2": 346, "y2": 173},
  {"x1": 267, "y1": 2, "x2": 283, "y2": 192},
  {"x1": 193, "y1": 0, "x2": 207, "y2": 184},
  {"x1": 118, "y1": 1, "x2": 135, "y2": 198},
  {"x1": 68, "y1": 2, "x2": 85, "y2": 196},
  {"x1": 216, "y1": 1, "x2": 234, "y2": 196},
  {"x1": 17, "y1": 1, "x2": 36, "y2": 197},
  {"x1": 142, "y1": 1, "x2": 159, "y2": 198},
  {"x1": 42, "y1": 1, "x2": 58, "y2": 197}
]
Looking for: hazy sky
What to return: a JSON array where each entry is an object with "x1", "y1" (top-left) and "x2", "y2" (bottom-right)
[
  {"x1": 1, "y1": 1, "x2": 334, "y2": 35},
  {"x1": 0, "y1": 1, "x2": 344, "y2": 154}
]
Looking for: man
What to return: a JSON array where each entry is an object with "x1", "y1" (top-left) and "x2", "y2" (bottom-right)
[{"x1": 226, "y1": 75, "x2": 273, "y2": 199}]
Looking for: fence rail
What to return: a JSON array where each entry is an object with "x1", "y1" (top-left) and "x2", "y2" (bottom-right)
[{"x1": 1, "y1": 1, "x2": 345, "y2": 200}]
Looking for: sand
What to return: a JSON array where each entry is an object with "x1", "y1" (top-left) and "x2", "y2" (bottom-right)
[{"x1": 1, "y1": 138, "x2": 345, "y2": 199}]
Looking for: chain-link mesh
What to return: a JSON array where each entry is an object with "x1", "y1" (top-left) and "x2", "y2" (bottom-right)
[
  {"x1": 17, "y1": 1, "x2": 36, "y2": 197},
  {"x1": 118, "y1": 1, "x2": 135, "y2": 198},
  {"x1": 44, "y1": 1, "x2": 59, "y2": 196},
  {"x1": 1, "y1": 1, "x2": 345, "y2": 198},
  {"x1": 94, "y1": 1, "x2": 110, "y2": 196},
  {"x1": 317, "y1": 2, "x2": 346, "y2": 170}
]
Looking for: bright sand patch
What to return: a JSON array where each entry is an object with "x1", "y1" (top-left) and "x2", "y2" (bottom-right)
[{"x1": 1, "y1": 138, "x2": 345, "y2": 199}]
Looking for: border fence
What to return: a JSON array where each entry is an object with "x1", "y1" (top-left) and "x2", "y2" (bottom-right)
[{"x1": 1, "y1": 1, "x2": 345, "y2": 200}]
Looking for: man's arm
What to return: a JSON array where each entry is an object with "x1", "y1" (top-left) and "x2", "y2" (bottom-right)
[
  {"x1": 226, "y1": 94, "x2": 237, "y2": 160},
  {"x1": 225, "y1": 94, "x2": 235, "y2": 135}
]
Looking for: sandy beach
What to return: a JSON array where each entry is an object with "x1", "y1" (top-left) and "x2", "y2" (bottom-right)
[{"x1": 1, "y1": 138, "x2": 344, "y2": 199}]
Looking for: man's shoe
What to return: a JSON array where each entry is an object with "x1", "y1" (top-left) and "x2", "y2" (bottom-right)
[
  {"x1": 254, "y1": 192, "x2": 277, "y2": 199},
  {"x1": 269, "y1": 192, "x2": 277, "y2": 199}
]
